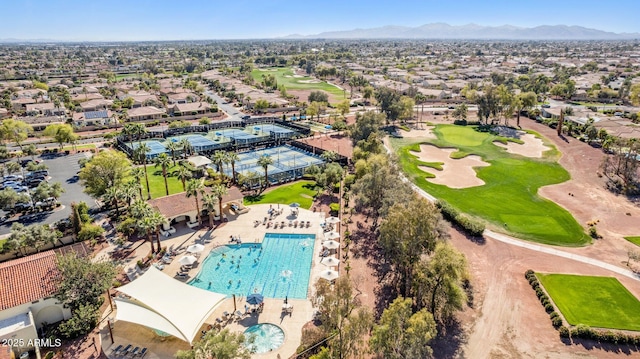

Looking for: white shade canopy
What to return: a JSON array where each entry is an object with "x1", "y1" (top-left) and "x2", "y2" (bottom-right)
[
  {"x1": 319, "y1": 270, "x2": 339, "y2": 281},
  {"x1": 179, "y1": 255, "x2": 197, "y2": 266},
  {"x1": 322, "y1": 240, "x2": 340, "y2": 249},
  {"x1": 186, "y1": 244, "x2": 205, "y2": 253},
  {"x1": 324, "y1": 231, "x2": 340, "y2": 240},
  {"x1": 325, "y1": 216, "x2": 340, "y2": 224},
  {"x1": 321, "y1": 256, "x2": 340, "y2": 267},
  {"x1": 114, "y1": 266, "x2": 227, "y2": 344}
]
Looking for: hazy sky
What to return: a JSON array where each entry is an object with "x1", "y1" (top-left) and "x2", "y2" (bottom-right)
[{"x1": 2, "y1": 0, "x2": 639, "y2": 41}]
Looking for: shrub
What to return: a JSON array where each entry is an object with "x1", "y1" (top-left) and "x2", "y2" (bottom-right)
[
  {"x1": 436, "y1": 200, "x2": 485, "y2": 237},
  {"x1": 77, "y1": 224, "x2": 105, "y2": 242},
  {"x1": 525, "y1": 269, "x2": 535, "y2": 278},
  {"x1": 329, "y1": 203, "x2": 340, "y2": 214},
  {"x1": 549, "y1": 312, "x2": 559, "y2": 320},
  {"x1": 588, "y1": 226, "x2": 599, "y2": 239},
  {"x1": 343, "y1": 174, "x2": 356, "y2": 189},
  {"x1": 453, "y1": 119, "x2": 468, "y2": 126},
  {"x1": 551, "y1": 316, "x2": 563, "y2": 328},
  {"x1": 558, "y1": 326, "x2": 570, "y2": 338}
]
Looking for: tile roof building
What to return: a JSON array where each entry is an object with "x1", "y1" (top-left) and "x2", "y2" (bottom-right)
[{"x1": 0, "y1": 251, "x2": 71, "y2": 354}]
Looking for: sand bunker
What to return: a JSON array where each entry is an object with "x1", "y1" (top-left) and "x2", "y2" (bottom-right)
[
  {"x1": 298, "y1": 79, "x2": 321, "y2": 84},
  {"x1": 494, "y1": 133, "x2": 550, "y2": 158},
  {"x1": 401, "y1": 126, "x2": 437, "y2": 140},
  {"x1": 412, "y1": 144, "x2": 490, "y2": 188}
]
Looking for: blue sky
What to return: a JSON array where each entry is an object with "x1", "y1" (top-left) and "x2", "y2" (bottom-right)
[{"x1": 2, "y1": 0, "x2": 639, "y2": 41}]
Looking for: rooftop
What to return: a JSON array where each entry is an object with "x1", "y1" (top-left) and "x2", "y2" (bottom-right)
[
  {"x1": 0, "y1": 251, "x2": 59, "y2": 310},
  {"x1": 148, "y1": 186, "x2": 243, "y2": 219}
]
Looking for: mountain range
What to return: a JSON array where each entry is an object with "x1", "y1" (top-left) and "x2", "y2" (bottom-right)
[{"x1": 284, "y1": 23, "x2": 640, "y2": 40}]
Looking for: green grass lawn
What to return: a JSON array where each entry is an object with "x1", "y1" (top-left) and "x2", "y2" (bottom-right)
[
  {"x1": 139, "y1": 164, "x2": 188, "y2": 199},
  {"x1": 624, "y1": 236, "x2": 640, "y2": 246},
  {"x1": 61, "y1": 144, "x2": 97, "y2": 152},
  {"x1": 391, "y1": 124, "x2": 589, "y2": 246},
  {"x1": 537, "y1": 273, "x2": 640, "y2": 331},
  {"x1": 251, "y1": 67, "x2": 347, "y2": 100},
  {"x1": 244, "y1": 180, "x2": 318, "y2": 209}
]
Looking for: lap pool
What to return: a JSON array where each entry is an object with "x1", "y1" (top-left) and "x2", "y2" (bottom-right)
[{"x1": 189, "y1": 233, "x2": 316, "y2": 299}]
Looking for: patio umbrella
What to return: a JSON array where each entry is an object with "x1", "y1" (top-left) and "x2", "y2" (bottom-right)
[
  {"x1": 178, "y1": 255, "x2": 197, "y2": 266},
  {"x1": 246, "y1": 293, "x2": 264, "y2": 305},
  {"x1": 289, "y1": 202, "x2": 301, "y2": 208},
  {"x1": 186, "y1": 244, "x2": 205, "y2": 254},
  {"x1": 321, "y1": 256, "x2": 340, "y2": 267},
  {"x1": 319, "y1": 270, "x2": 339, "y2": 281},
  {"x1": 325, "y1": 125, "x2": 332, "y2": 130},
  {"x1": 325, "y1": 216, "x2": 340, "y2": 224},
  {"x1": 322, "y1": 240, "x2": 340, "y2": 249},
  {"x1": 324, "y1": 231, "x2": 340, "y2": 240}
]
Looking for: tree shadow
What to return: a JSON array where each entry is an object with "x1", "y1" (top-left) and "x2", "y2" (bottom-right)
[
  {"x1": 565, "y1": 336, "x2": 639, "y2": 355},
  {"x1": 431, "y1": 317, "x2": 467, "y2": 359}
]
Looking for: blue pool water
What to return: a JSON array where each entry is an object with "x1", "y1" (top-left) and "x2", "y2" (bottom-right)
[
  {"x1": 189, "y1": 233, "x2": 316, "y2": 299},
  {"x1": 244, "y1": 323, "x2": 285, "y2": 353}
]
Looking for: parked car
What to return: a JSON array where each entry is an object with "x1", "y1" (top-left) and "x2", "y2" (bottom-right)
[{"x1": 4, "y1": 175, "x2": 23, "y2": 181}]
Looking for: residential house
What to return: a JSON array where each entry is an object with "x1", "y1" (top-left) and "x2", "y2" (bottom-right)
[
  {"x1": 25, "y1": 103, "x2": 66, "y2": 117},
  {"x1": 22, "y1": 116, "x2": 66, "y2": 131},
  {"x1": 172, "y1": 102, "x2": 212, "y2": 116},
  {"x1": 127, "y1": 106, "x2": 166, "y2": 122},
  {"x1": 72, "y1": 110, "x2": 113, "y2": 127},
  {"x1": 0, "y1": 251, "x2": 71, "y2": 354},
  {"x1": 79, "y1": 99, "x2": 113, "y2": 112}
]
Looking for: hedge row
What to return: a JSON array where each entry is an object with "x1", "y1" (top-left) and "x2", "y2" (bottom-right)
[
  {"x1": 525, "y1": 270, "x2": 640, "y2": 345},
  {"x1": 525, "y1": 270, "x2": 563, "y2": 328},
  {"x1": 436, "y1": 200, "x2": 485, "y2": 237}
]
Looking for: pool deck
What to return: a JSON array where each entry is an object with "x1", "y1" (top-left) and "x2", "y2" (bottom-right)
[{"x1": 98, "y1": 203, "x2": 335, "y2": 359}]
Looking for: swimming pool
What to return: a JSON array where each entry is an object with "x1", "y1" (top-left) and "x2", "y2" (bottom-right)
[
  {"x1": 189, "y1": 233, "x2": 316, "y2": 299},
  {"x1": 244, "y1": 323, "x2": 285, "y2": 354}
]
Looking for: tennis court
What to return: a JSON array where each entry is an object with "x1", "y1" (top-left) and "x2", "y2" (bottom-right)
[
  {"x1": 222, "y1": 145, "x2": 324, "y2": 185},
  {"x1": 169, "y1": 134, "x2": 218, "y2": 152},
  {"x1": 129, "y1": 140, "x2": 167, "y2": 158}
]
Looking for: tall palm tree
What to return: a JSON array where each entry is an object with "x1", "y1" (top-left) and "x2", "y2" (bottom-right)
[
  {"x1": 257, "y1": 154, "x2": 273, "y2": 188},
  {"x1": 185, "y1": 178, "x2": 204, "y2": 225},
  {"x1": 149, "y1": 210, "x2": 166, "y2": 254},
  {"x1": 165, "y1": 141, "x2": 179, "y2": 165},
  {"x1": 129, "y1": 168, "x2": 145, "y2": 199},
  {"x1": 134, "y1": 143, "x2": 152, "y2": 200},
  {"x1": 176, "y1": 165, "x2": 192, "y2": 191},
  {"x1": 154, "y1": 153, "x2": 172, "y2": 196},
  {"x1": 179, "y1": 138, "x2": 192, "y2": 158},
  {"x1": 212, "y1": 150, "x2": 227, "y2": 175},
  {"x1": 210, "y1": 184, "x2": 228, "y2": 224},
  {"x1": 122, "y1": 181, "x2": 139, "y2": 207},
  {"x1": 201, "y1": 193, "x2": 217, "y2": 228},
  {"x1": 226, "y1": 152, "x2": 240, "y2": 184},
  {"x1": 103, "y1": 186, "x2": 123, "y2": 219}
]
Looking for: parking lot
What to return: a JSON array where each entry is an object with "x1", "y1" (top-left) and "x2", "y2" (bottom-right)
[{"x1": 0, "y1": 153, "x2": 96, "y2": 235}]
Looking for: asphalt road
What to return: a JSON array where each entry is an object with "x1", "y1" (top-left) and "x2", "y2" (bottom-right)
[{"x1": 0, "y1": 153, "x2": 96, "y2": 235}]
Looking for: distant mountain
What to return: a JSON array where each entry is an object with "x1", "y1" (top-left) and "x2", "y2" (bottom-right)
[{"x1": 284, "y1": 23, "x2": 640, "y2": 40}]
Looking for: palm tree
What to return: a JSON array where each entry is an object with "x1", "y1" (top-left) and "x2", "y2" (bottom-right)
[
  {"x1": 122, "y1": 123, "x2": 146, "y2": 143},
  {"x1": 176, "y1": 165, "x2": 192, "y2": 191},
  {"x1": 201, "y1": 193, "x2": 217, "y2": 228},
  {"x1": 103, "y1": 186, "x2": 123, "y2": 219},
  {"x1": 130, "y1": 168, "x2": 145, "y2": 199},
  {"x1": 179, "y1": 138, "x2": 192, "y2": 158},
  {"x1": 154, "y1": 153, "x2": 172, "y2": 196},
  {"x1": 320, "y1": 150, "x2": 338, "y2": 163},
  {"x1": 210, "y1": 184, "x2": 228, "y2": 224},
  {"x1": 122, "y1": 181, "x2": 139, "y2": 207},
  {"x1": 226, "y1": 152, "x2": 240, "y2": 184},
  {"x1": 149, "y1": 210, "x2": 166, "y2": 254},
  {"x1": 257, "y1": 154, "x2": 273, "y2": 188},
  {"x1": 185, "y1": 178, "x2": 205, "y2": 225},
  {"x1": 134, "y1": 143, "x2": 152, "y2": 200},
  {"x1": 212, "y1": 150, "x2": 227, "y2": 175},
  {"x1": 165, "y1": 141, "x2": 179, "y2": 165}
]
